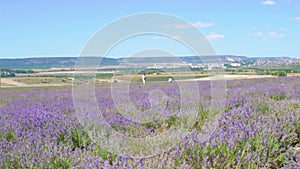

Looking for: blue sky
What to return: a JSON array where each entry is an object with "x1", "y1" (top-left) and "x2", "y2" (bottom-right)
[{"x1": 0, "y1": 0, "x2": 299, "y2": 58}]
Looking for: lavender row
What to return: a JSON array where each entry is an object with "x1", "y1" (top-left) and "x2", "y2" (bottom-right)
[{"x1": 0, "y1": 77, "x2": 300, "y2": 168}]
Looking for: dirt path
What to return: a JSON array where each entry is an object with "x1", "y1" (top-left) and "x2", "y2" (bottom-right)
[
  {"x1": 180, "y1": 74, "x2": 274, "y2": 81},
  {"x1": 1, "y1": 78, "x2": 28, "y2": 87}
]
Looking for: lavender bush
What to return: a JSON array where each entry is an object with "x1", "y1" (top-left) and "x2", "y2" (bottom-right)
[{"x1": 1, "y1": 77, "x2": 300, "y2": 168}]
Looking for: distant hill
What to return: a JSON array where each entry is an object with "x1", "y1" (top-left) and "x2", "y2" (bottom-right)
[
  {"x1": 0, "y1": 57, "x2": 119, "y2": 69},
  {"x1": 0, "y1": 56, "x2": 297, "y2": 69}
]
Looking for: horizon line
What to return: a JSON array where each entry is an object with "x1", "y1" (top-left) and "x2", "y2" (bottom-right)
[{"x1": 0, "y1": 55, "x2": 297, "y2": 59}]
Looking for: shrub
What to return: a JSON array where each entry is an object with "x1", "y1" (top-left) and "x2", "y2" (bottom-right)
[{"x1": 277, "y1": 72, "x2": 287, "y2": 77}]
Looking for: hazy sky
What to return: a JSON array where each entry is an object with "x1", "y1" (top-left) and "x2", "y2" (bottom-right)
[{"x1": 1, "y1": 0, "x2": 299, "y2": 58}]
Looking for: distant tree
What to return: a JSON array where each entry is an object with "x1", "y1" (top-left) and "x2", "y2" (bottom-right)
[{"x1": 277, "y1": 71, "x2": 287, "y2": 77}]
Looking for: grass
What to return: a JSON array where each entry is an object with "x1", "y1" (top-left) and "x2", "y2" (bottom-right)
[
  {"x1": 12, "y1": 77, "x2": 72, "y2": 84},
  {"x1": 0, "y1": 85, "x2": 71, "y2": 93},
  {"x1": 0, "y1": 102, "x2": 7, "y2": 108},
  {"x1": 115, "y1": 74, "x2": 210, "y2": 82},
  {"x1": 0, "y1": 82, "x2": 16, "y2": 87},
  {"x1": 96, "y1": 73, "x2": 114, "y2": 79}
]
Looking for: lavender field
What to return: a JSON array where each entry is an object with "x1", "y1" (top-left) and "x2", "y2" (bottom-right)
[{"x1": 1, "y1": 77, "x2": 300, "y2": 168}]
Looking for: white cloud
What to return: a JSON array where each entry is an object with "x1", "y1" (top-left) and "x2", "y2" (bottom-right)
[
  {"x1": 206, "y1": 32, "x2": 225, "y2": 41},
  {"x1": 153, "y1": 32, "x2": 224, "y2": 41},
  {"x1": 251, "y1": 31, "x2": 286, "y2": 38},
  {"x1": 268, "y1": 32, "x2": 277, "y2": 38},
  {"x1": 163, "y1": 21, "x2": 214, "y2": 29},
  {"x1": 292, "y1": 17, "x2": 300, "y2": 21},
  {"x1": 268, "y1": 32, "x2": 286, "y2": 38},
  {"x1": 192, "y1": 22, "x2": 215, "y2": 28},
  {"x1": 252, "y1": 32, "x2": 264, "y2": 37},
  {"x1": 261, "y1": 0, "x2": 276, "y2": 5}
]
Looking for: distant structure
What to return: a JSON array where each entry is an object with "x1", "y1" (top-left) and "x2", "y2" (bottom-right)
[{"x1": 168, "y1": 77, "x2": 173, "y2": 83}]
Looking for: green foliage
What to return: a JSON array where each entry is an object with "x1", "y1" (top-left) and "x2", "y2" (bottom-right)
[
  {"x1": 49, "y1": 156, "x2": 71, "y2": 169},
  {"x1": 71, "y1": 127, "x2": 91, "y2": 150},
  {"x1": 112, "y1": 124, "x2": 121, "y2": 131},
  {"x1": 56, "y1": 130, "x2": 69, "y2": 145},
  {"x1": 256, "y1": 104, "x2": 269, "y2": 113},
  {"x1": 141, "y1": 115, "x2": 182, "y2": 133},
  {"x1": 271, "y1": 71, "x2": 287, "y2": 77},
  {"x1": 293, "y1": 121, "x2": 300, "y2": 139},
  {"x1": 5, "y1": 130, "x2": 16, "y2": 141},
  {"x1": 4, "y1": 156, "x2": 22, "y2": 169},
  {"x1": 94, "y1": 145, "x2": 117, "y2": 165},
  {"x1": 62, "y1": 109, "x2": 73, "y2": 115},
  {"x1": 277, "y1": 71, "x2": 287, "y2": 77},
  {"x1": 139, "y1": 68, "x2": 164, "y2": 75},
  {"x1": 14, "y1": 69, "x2": 35, "y2": 74},
  {"x1": 270, "y1": 93, "x2": 287, "y2": 101},
  {"x1": 96, "y1": 73, "x2": 113, "y2": 79},
  {"x1": 143, "y1": 121, "x2": 162, "y2": 130},
  {"x1": 225, "y1": 102, "x2": 243, "y2": 112},
  {"x1": 0, "y1": 130, "x2": 17, "y2": 142},
  {"x1": 192, "y1": 106, "x2": 209, "y2": 131},
  {"x1": 180, "y1": 133, "x2": 289, "y2": 169},
  {"x1": 255, "y1": 69, "x2": 287, "y2": 76},
  {"x1": 266, "y1": 135, "x2": 286, "y2": 168},
  {"x1": 166, "y1": 115, "x2": 181, "y2": 127}
]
